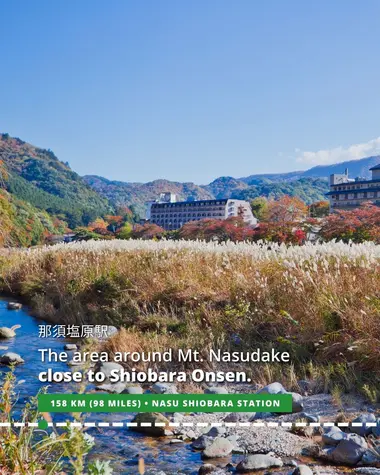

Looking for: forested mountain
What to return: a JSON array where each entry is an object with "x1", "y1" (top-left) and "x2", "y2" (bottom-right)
[
  {"x1": 233, "y1": 177, "x2": 329, "y2": 203},
  {"x1": 85, "y1": 175, "x2": 329, "y2": 210},
  {"x1": 0, "y1": 133, "x2": 112, "y2": 228},
  {"x1": 0, "y1": 189, "x2": 67, "y2": 247},
  {"x1": 2, "y1": 131, "x2": 379, "y2": 235},
  {"x1": 83, "y1": 176, "x2": 213, "y2": 216},
  {"x1": 85, "y1": 156, "x2": 380, "y2": 210}
]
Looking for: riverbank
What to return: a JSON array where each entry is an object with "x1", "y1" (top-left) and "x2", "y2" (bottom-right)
[
  {"x1": 1, "y1": 240, "x2": 380, "y2": 396},
  {"x1": 0, "y1": 297, "x2": 379, "y2": 474}
]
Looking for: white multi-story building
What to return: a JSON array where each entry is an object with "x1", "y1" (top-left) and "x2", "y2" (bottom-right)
[
  {"x1": 146, "y1": 194, "x2": 257, "y2": 230},
  {"x1": 326, "y1": 164, "x2": 380, "y2": 210}
]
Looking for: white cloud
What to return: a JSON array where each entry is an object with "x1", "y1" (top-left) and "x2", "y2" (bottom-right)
[{"x1": 296, "y1": 136, "x2": 380, "y2": 165}]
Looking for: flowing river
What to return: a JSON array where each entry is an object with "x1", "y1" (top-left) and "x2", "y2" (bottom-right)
[{"x1": 0, "y1": 297, "x2": 210, "y2": 474}]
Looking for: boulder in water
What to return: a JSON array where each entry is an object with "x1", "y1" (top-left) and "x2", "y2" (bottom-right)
[
  {"x1": 202, "y1": 437, "x2": 234, "y2": 458},
  {"x1": 0, "y1": 352, "x2": 24, "y2": 365},
  {"x1": 0, "y1": 325, "x2": 21, "y2": 339},
  {"x1": 7, "y1": 302, "x2": 22, "y2": 310},
  {"x1": 236, "y1": 454, "x2": 284, "y2": 472},
  {"x1": 64, "y1": 344, "x2": 78, "y2": 351},
  {"x1": 130, "y1": 413, "x2": 172, "y2": 436}
]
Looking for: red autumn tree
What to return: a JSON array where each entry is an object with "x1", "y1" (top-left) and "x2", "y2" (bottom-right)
[
  {"x1": 131, "y1": 223, "x2": 165, "y2": 240},
  {"x1": 253, "y1": 222, "x2": 306, "y2": 245},
  {"x1": 178, "y1": 217, "x2": 255, "y2": 242},
  {"x1": 320, "y1": 202, "x2": 380, "y2": 243}
]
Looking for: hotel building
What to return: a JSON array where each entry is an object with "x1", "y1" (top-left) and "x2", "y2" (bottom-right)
[
  {"x1": 326, "y1": 164, "x2": 380, "y2": 210},
  {"x1": 146, "y1": 193, "x2": 257, "y2": 231}
]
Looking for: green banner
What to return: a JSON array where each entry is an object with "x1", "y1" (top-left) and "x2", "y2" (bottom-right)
[{"x1": 38, "y1": 393, "x2": 292, "y2": 413}]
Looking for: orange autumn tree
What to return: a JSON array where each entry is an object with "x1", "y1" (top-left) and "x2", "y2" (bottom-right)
[
  {"x1": 104, "y1": 215, "x2": 123, "y2": 232},
  {"x1": 251, "y1": 195, "x2": 308, "y2": 245},
  {"x1": 267, "y1": 195, "x2": 308, "y2": 223},
  {"x1": 309, "y1": 200, "x2": 330, "y2": 218},
  {"x1": 88, "y1": 218, "x2": 108, "y2": 231}
]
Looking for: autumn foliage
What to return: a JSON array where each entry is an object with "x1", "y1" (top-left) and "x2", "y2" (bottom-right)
[
  {"x1": 179, "y1": 217, "x2": 255, "y2": 242},
  {"x1": 320, "y1": 202, "x2": 380, "y2": 243}
]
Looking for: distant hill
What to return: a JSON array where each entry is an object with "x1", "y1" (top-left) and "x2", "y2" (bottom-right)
[
  {"x1": 301, "y1": 156, "x2": 380, "y2": 179},
  {"x1": 3, "y1": 131, "x2": 379, "y2": 231},
  {"x1": 84, "y1": 176, "x2": 213, "y2": 216},
  {"x1": 240, "y1": 156, "x2": 380, "y2": 184},
  {"x1": 85, "y1": 156, "x2": 380, "y2": 211},
  {"x1": 0, "y1": 133, "x2": 112, "y2": 228},
  {"x1": 233, "y1": 177, "x2": 329, "y2": 203},
  {"x1": 204, "y1": 176, "x2": 249, "y2": 198},
  {"x1": 84, "y1": 175, "x2": 329, "y2": 209}
]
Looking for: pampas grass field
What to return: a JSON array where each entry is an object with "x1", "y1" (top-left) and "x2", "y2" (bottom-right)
[{"x1": 1, "y1": 239, "x2": 379, "y2": 397}]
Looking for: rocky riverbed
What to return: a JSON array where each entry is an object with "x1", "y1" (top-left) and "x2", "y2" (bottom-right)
[{"x1": 0, "y1": 298, "x2": 379, "y2": 474}]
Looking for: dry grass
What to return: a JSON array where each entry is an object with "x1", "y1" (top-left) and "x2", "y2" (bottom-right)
[{"x1": 0, "y1": 239, "x2": 379, "y2": 395}]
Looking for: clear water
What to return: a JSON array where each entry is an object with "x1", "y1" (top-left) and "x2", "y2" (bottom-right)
[{"x1": 0, "y1": 298, "x2": 230, "y2": 474}]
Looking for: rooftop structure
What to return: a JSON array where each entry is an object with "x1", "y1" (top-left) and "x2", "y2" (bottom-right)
[{"x1": 326, "y1": 164, "x2": 380, "y2": 210}]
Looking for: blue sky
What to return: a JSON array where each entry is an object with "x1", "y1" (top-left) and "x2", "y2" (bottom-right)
[{"x1": 1, "y1": 0, "x2": 380, "y2": 183}]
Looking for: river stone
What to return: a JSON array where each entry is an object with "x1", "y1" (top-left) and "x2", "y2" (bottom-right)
[
  {"x1": 350, "y1": 413, "x2": 377, "y2": 437},
  {"x1": 199, "y1": 464, "x2": 218, "y2": 475},
  {"x1": 206, "y1": 426, "x2": 226, "y2": 437},
  {"x1": 257, "y1": 382, "x2": 287, "y2": 395},
  {"x1": 251, "y1": 411, "x2": 273, "y2": 420},
  {"x1": 64, "y1": 344, "x2": 78, "y2": 351},
  {"x1": 329, "y1": 434, "x2": 368, "y2": 465},
  {"x1": 226, "y1": 434, "x2": 244, "y2": 454},
  {"x1": 361, "y1": 449, "x2": 380, "y2": 465},
  {"x1": 170, "y1": 413, "x2": 184, "y2": 423},
  {"x1": 202, "y1": 437, "x2": 234, "y2": 459},
  {"x1": 121, "y1": 385, "x2": 143, "y2": 394},
  {"x1": 95, "y1": 382, "x2": 126, "y2": 393},
  {"x1": 131, "y1": 413, "x2": 172, "y2": 436},
  {"x1": 236, "y1": 454, "x2": 284, "y2": 472},
  {"x1": 290, "y1": 392, "x2": 304, "y2": 413},
  {"x1": 322, "y1": 426, "x2": 346, "y2": 446},
  {"x1": 292, "y1": 466, "x2": 313, "y2": 475},
  {"x1": 224, "y1": 412, "x2": 255, "y2": 422},
  {"x1": 94, "y1": 361, "x2": 124, "y2": 382},
  {"x1": 152, "y1": 383, "x2": 178, "y2": 394},
  {"x1": 300, "y1": 412, "x2": 320, "y2": 423},
  {"x1": 192, "y1": 435, "x2": 214, "y2": 450},
  {"x1": 204, "y1": 387, "x2": 229, "y2": 395},
  {"x1": 7, "y1": 302, "x2": 22, "y2": 310},
  {"x1": 0, "y1": 327, "x2": 17, "y2": 338},
  {"x1": 0, "y1": 352, "x2": 24, "y2": 365}
]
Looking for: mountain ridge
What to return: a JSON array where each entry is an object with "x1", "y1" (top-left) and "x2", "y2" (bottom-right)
[
  {"x1": 84, "y1": 156, "x2": 380, "y2": 214},
  {"x1": 2, "y1": 132, "x2": 379, "y2": 224}
]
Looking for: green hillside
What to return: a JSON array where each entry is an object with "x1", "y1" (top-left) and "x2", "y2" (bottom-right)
[
  {"x1": 0, "y1": 133, "x2": 112, "y2": 228},
  {"x1": 0, "y1": 188, "x2": 67, "y2": 247},
  {"x1": 233, "y1": 177, "x2": 329, "y2": 204}
]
